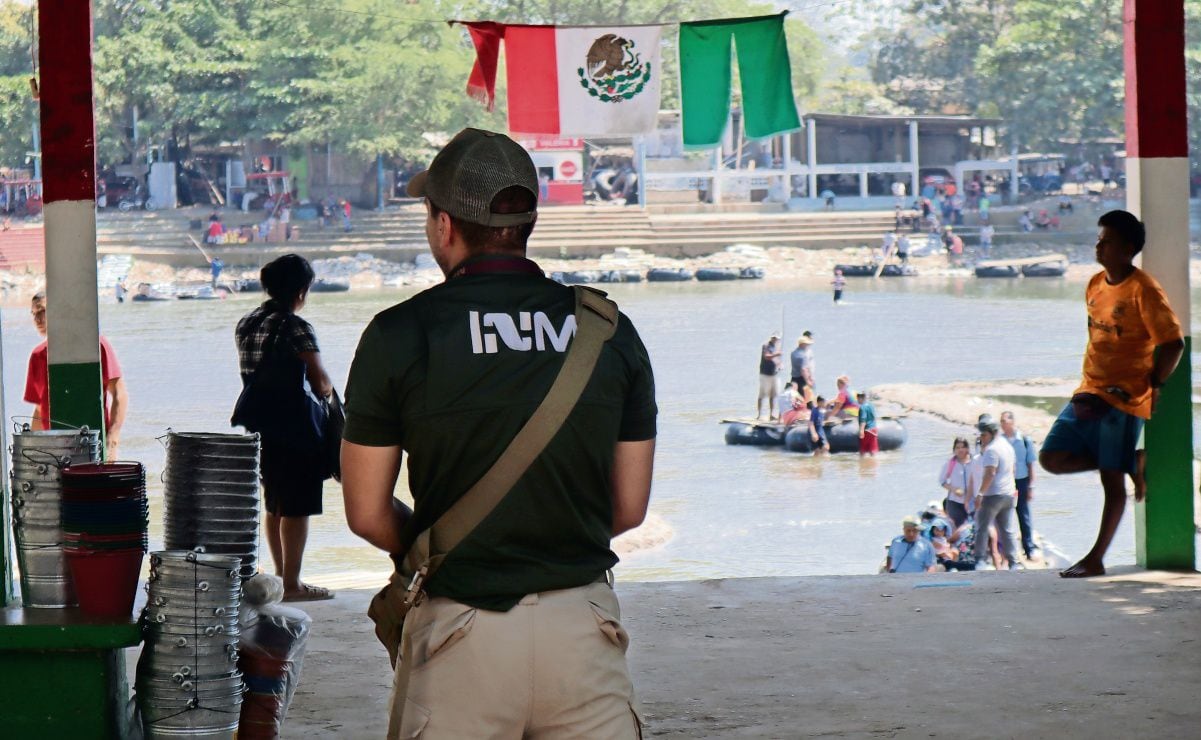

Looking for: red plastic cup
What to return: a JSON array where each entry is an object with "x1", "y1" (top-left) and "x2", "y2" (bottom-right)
[{"x1": 66, "y1": 548, "x2": 144, "y2": 619}]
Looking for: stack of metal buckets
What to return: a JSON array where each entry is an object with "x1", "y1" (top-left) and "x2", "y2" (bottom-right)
[
  {"x1": 9, "y1": 425, "x2": 101, "y2": 607},
  {"x1": 139, "y1": 551, "x2": 245, "y2": 739},
  {"x1": 163, "y1": 432, "x2": 260, "y2": 579}
]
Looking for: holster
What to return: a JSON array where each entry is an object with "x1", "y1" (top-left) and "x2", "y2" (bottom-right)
[{"x1": 368, "y1": 531, "x2": 431, "y2": 667}]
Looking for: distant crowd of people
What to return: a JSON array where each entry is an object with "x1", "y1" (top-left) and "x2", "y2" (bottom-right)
[{"x1": 887, "y1": 411, "x2": 1040, "y2": 574}]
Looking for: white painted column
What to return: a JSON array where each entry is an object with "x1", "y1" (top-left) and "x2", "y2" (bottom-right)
[
  {"x1": 635, "y1": 136, "x2": 647, "y2": 208},
  {"x1": 711, "y1": 147, "x2": 722, "y2": 205},
  {"x1": 806, "y1": 118, "x2": 818, "y2": 199},
  {"x1": 908, "y1": 121, "x2": 919, "y2": 196},
  {"x1": 859, "y1": 172, "x2": 868, "y2": 198},
  {"x1": 781, "y1": 133, "x2": 792, "y2": 198},
  {"x1": 1010, "y1": 143, "x2": 1019, "y2": 201}
]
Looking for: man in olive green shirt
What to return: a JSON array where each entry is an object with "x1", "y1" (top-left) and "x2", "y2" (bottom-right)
[{"x1": 341, "y1": 128, "x2": 657, "y2": 739}]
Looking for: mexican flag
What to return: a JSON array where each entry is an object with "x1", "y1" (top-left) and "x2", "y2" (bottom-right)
[
  {"x1": 463, "y1": 23, "x2": 663, "y2": 137},
  {"x1": 679, "y1": 13, "x2": 801, "y2": 148}
]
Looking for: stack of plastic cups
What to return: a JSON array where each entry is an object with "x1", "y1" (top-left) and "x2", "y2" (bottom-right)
[
  {"x1": 163, "y1": 433, "x2": 260, "y2": 579},
  {"x1": 61, "y1": 462, "x2": 149, "y2": 618},
  {"x1": 138, "y1": 551, "x2": 245, "y2": 739},
  {"x1": 9, "y1": 425, "x2": 101, "y2": 607}
]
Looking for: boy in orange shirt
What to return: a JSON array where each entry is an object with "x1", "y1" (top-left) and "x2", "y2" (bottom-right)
[{"x1": 1040, "y1": 210, "x2": 1185, "y2": 578}]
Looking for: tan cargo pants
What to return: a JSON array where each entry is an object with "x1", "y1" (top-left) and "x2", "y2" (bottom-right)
[{"x1": 387, "y1": 580, "x2": 643, "y2": 739}]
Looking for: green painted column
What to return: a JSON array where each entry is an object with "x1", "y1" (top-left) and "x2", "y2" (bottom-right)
[
  {"x1": 1137, "y1": 338, "x2": 1194, "y2": 567},
  {"x1": 1125, "y1": 0, "x2": 1195, "y2": 569}
]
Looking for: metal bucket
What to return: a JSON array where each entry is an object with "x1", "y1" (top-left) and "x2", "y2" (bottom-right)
[
  {"x1": 15, "y1": 523, "x2": 63, "y2": 546},
  {"x1": 21, "y1": 574, "x2": 75, "y2": 608},
  {"x1": 142, "y1": 653, "x2": 241, "y2": 677},
  {"x1": 17, "y1": 546, "x2": 69, "y2": 578}
]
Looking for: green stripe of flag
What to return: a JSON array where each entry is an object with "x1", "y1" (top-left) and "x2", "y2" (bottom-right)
[{"x1": 680, "y1": 13, "x2": 801, "y2": 149}]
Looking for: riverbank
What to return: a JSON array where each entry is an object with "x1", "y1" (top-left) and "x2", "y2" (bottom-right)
[
  {"x1": 873, "y1": 376, "x2": 1074, "y2": 441},
  {"x1": 0, "y1": 237, "x2": 1120, "y2": 308},
  {"x1": 273, "y1": 568, "x2": 1201, "y2": 738}
]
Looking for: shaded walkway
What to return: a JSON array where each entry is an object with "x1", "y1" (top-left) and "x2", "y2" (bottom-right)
[{"x1": 282, "y1": 568, "x2": 1200, "y2": 737}]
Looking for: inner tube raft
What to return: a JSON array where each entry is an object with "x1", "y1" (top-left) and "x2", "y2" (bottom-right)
[
  {"x1": 695, "y1": 267, "x2": 740, "y2": 281},
  {"x1": 724, "y1": 422, "x2": 787, "y2": 446},
  {"x1": 598, "y1": 269, "x2": 643, "y2": 283},
  {"x1": 975, "y1": 264, "x2": 1019, "y2": 278},
  {"x1": 1021, "y1": 262, "x2": 1067, "y2": 277},
  {"x1": 834, "y1": 263, "x2": 876, "y2": 277},
  {"x1": 785, "y1": 418, "x2": 907, "y2": 453},
  {"x1": 739, "y1": 266, "x2": 766, "y2": 279},
  {"x1": 310, "y1": 278, "x2": 351, "y2": 292},
  {"x1": 647, "y1": 268, "x2": 693, "y2": 282}
]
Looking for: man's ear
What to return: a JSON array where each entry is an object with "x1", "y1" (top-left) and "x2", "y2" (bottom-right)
[{"x1": 436, "y1": 210, "x2": 455, "y2": 249}]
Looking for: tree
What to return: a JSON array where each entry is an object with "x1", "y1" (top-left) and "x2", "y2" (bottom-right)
[
  {"x1": 0, "y1": 1, "x2": 35, "y2": 168},
  {"x1": 976, "y1": 0, "x2": 1124, "y2": 151}
]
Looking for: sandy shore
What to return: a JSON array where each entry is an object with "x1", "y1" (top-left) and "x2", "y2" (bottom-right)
[
  {"x1": 873, "y1": 377, "x2": 1076, "y2": 441},
  {"x1": 271, "y1": 568, "x2": 1201, "y2": 738}
]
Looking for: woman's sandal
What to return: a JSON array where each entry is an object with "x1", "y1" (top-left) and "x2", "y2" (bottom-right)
[{"x1": 283, "y1": 584, "x2": 335, "y2": 602}]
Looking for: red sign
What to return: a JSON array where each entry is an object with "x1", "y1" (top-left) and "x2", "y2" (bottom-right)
[{"x1": 560, "y1": 160, "x2": 578, "y2": 178}]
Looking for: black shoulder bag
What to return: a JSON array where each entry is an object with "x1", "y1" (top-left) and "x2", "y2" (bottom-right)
[{"x1": 231, "y1": 312, "x2": 328, "y2": 456}]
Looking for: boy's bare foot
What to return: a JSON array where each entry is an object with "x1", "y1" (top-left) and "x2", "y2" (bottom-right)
[
  {"x1": 1060, "y1": 558, "x2": 1106, "y2": 578},
  {"x1": 1132, "y1": 450, "x2": 1148, "y2": 502}
]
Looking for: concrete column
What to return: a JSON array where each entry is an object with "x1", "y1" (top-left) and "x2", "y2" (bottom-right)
[
  {"x1": 635, "y1": 135, "x2": 647, "y2": 208},
  {"x1": 711, "y1": 146, "x2": 722, "y2": 205},
  {"x1": 38, "y1": 0, "x2": 104, "y2": 438},
  {"x1": 781, "y1": 133, "x2": 792, "y2": 198},
  {"x1": 858, "y1": 172, "x2": 868, "y2": 198},
  {"x1": 806, "y1": 119, "x2": 817, "y2": 199},
  {"x1": 1124, "y1": 0, "x2": 1194, "y2": 569},
  {"x1": 376, "y1": 153, "x2": 386, "y2": 210},
  {"x1": 31, "y1": 121, "x2": 41, "y2": 180},
  {"x1": 1010, "y1": 143, "x2": 1020, "y2": 202},
  {"x1": 908, "y1": 121, "x2": 919, "y2": 197}
]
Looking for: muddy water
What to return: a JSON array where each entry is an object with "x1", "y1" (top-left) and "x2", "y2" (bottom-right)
[{"x1": 3, "y1": 273, "x2": 1197, "y2": 580}]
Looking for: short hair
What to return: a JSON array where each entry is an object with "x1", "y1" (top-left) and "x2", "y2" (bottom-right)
[
  {"x1": 1000, "y1": 410, "x2": 1014, "y2": 422},
  {"x1": 815, "y1": 395, "x2": 826, "y2": 404},
  {"x1": 32, "y1": 289, "x2": 45, "y2": 304},
  {"x1": 261, "y1": 254, "x2": 315, "y2": 305},
  {"x1": 1098, "y1": 210, "x2": 1146, "y2": 254},
  {"x1": 855, "y1": 391, "x2": 866, "y2": 400},
  {"x1": 428, "y1": 186, "x2": 536, "y2": 254}
]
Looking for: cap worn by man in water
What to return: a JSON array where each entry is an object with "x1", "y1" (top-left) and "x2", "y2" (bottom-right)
[
  {"x1": 406, "y1": 128, "x2": 539, "y2": 227},
  {"x1": 902, "y1": 515, "x2": 921, "y2": 529},
  {"x1": 797, "y1": 335, "x2": 814, "y2": 346}
]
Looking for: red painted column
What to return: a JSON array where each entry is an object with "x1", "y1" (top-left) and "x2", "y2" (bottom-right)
[
  {"x1": 1123, "y1": 0, "x2": 1195, "y2": 570},
  {"x1": 37, "y1": 0, "x2": 105, "y2": 436}
]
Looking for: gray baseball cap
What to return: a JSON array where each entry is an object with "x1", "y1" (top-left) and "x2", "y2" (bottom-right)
[{"x1": 406, "y1": 128, "x2": 538, "y2": 227}]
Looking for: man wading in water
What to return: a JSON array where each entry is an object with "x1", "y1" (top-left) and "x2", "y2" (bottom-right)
[{"x1": 1040, "y1": 210, "x2": 1184, "y2": 578}]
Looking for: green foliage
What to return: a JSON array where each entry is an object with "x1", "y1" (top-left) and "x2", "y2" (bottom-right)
[
  {"x1": 0, "y1": 1, "x2": 33, "y2": 166},
  {"x1": 869, "y1": 0, "x2": 1201, "y2": 166}
]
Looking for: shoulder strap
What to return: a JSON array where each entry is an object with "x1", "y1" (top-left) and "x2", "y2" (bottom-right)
[{"x1": 408, "y1": 285, "x2": 620, "y2": 576}]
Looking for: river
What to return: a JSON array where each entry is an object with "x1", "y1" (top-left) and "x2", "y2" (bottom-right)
[{"x1": 4, "y1": 274, "x2": 1199, "y2": 581}]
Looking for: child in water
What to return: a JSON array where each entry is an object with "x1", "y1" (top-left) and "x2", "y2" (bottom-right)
[{"x1": 831, "y1": 269, "x2": 846, "y2": 303}]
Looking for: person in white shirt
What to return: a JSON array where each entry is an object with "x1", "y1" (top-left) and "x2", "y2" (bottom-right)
[{"x1": 972, "y1": 415, "x2": 1023, "y2": 569}]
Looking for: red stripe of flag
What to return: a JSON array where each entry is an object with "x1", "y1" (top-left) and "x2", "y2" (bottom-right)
[
  {"x1": 1123, "y1": 0, "x2": 1187, "y2": 159},
  {"x1": 38, "y1": 0, "x2": 97, "y2": 203},
  {"x1": 505, "y1": 26, "x2": 560, "y2": 135}
]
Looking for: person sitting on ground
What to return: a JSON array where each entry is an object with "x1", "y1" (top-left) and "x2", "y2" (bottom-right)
[
  {"x1": 1019, "y1": 210, "x2": 1034, "y2": 232},
  {"x1": 1035, "y1": 209, "x2": 1054, "y2": 229},
  {"x1": 944, "y1": 521, "x2": 979, "y2": 571},
  {"x1": 928, "y1": 518, "x2": 957, "y2": 562},
  {"x1": 1058, "y1": 194, "x2": 1073, "y2": 213},
  {"x1": 807, "y1": 396, "x2": 830, "y2": 455},
  {"x1": 857, "y1": 391, "x2": 878, "y2": 457},
  {"x1": 829, "y1": 375, "x2": 860, "y2": 419},
  {"x1": 777, "y1": 381, "x2": 806, "y2": 427},
  {"x1": 887, "y1": 515, "x2": 938, "y2": 573},
  {"x1": 939, "y1": 437, "x2": 975, "y2": 528},
  {"x1": 206, "y1": 213, "x2": 224, "y2": 244}
]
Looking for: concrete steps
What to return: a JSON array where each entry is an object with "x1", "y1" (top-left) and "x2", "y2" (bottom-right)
[{"x1": 90, "y1": 205, "x2": 1085, "y2": 265}]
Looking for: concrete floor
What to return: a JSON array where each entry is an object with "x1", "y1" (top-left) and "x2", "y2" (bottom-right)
[{"x1": 275, "y1": 568, "x2": 1201, "y2": 738}]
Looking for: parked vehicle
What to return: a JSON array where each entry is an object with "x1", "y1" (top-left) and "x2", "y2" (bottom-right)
[{"x1": 118, "y1": 184, "x2": 157, "y2": 212}]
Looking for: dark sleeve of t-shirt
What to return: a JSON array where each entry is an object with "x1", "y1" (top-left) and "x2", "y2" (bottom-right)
[
  {"x1": 343, "y1": 319, "x2": 404, "y2": 447},
  {"x1": 617, "y1": 314, "x2": 657, "y2": 441}
]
